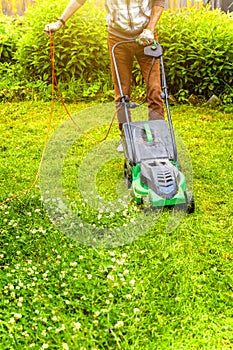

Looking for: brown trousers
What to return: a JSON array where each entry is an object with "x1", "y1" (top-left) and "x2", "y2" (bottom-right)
[{"x1": 108, "y1": 33, "x2": 164, "y2": 131}]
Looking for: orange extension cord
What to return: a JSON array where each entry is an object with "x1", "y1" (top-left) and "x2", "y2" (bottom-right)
[{"x1": 0, "y1": 33, "x2": 116, "y2": 206}]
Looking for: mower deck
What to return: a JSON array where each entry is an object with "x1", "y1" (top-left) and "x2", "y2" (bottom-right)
[{"x1": 123, "y1": 120, "x2": 190, "y2": 210}]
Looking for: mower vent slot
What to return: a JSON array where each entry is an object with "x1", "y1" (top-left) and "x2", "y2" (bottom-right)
[{"x1": 140, "y1": 160, "x2": 179, "y2": 199}]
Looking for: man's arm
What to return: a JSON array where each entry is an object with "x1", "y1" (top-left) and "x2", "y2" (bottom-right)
[
  {"x1": 59, "y1": 0, "x2": 87, "y2": 24},
  {"x1": 44, "y1": 0, "x2": 87, "y2": 34},
  {"x1": 145, "y1": 5, "x2": 164, "y2": 32},
  {"x1": 137, "y1": 2, "x2": 164, "y2": 45}
]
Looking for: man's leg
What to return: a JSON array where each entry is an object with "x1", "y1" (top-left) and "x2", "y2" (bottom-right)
[
  {"x1": 136, "y1": 45, "x2": 164, "y2": 120},
  {"x1": 108, "y1": 34, "x2": 135, "y2": 131}
]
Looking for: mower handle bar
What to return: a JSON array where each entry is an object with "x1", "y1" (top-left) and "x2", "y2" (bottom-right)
[{"x1": 111, "y1": 39, "x2": 178, "y2": 164}]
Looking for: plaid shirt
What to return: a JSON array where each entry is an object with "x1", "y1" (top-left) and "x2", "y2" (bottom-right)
[{"x1": 105, "y1": 0, "x2": 165, "y2": 38}]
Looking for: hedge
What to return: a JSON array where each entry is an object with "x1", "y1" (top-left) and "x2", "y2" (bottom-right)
[{"x1": 0, "y1": 1, "x2": 233, "y2": 102}]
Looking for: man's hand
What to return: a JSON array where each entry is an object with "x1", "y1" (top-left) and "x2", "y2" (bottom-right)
[
  {"x1": 44, "y1": 21, "x2": 63, "y2": 36},
  {"x1": 138, "y1": 29, "x2": 154, "y2": 46}
]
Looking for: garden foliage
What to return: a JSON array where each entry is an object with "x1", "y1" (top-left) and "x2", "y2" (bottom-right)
[
  {"x1": 0, "y1": 1, "x2": 233, "y2": 102},
  {"x1": 157, "y1": 9, "x2": 233, "y2": 101}
]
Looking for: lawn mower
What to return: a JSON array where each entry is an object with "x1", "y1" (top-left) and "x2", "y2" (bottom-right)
[{"x1": 111, "y1": 40, "x2": 195, "y2": 212}]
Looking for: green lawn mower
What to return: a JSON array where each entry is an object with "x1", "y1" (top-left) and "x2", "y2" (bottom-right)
[{"x1": 111, "y1": 40, "x2": 195, "y2": 213}]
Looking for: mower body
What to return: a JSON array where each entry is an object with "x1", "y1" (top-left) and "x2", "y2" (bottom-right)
[
  {"x1": 112, "y1": 40, "x2": 194, "y2": 211},
  {"x1": 123, "y1": 120, "x2": 187, "y2": 208}
]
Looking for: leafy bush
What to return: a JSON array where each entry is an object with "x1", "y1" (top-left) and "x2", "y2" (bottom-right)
[
  {"x1": 15, "y1": 0, "x2": 111, "y2": 100},
  {"x1": 157, "y1": 9, "x2": 233, "y2": 100},
  {"x1": 0, "y1": 3, "x2": 233, "y2": 103},
  {"x1": 0, "y1": 16, "x2": 23, "y2": 63}
]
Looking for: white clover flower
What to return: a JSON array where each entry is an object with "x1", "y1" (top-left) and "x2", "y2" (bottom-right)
[
  {"x1": 133, "y1": 308, "x2": 140, "y2": 314},
  {"x1": 41, "y1": 344, "x2": 49, "y2": 349},
  {"x1": 101, "y1": 309, "x2": 108, "y2": 313},
  {"x1": 73, "y1": 322, "x2": 81, "y2": 331},
  {"x1": 70, "y1": 262, "x2": 78, "y2": 267},
  {"x1": 117, "y1": 259, "x2": 125, "y2": 265},
  {"x1": 60, "y1": 324, "x2": 66, "y2": 331},
  {"x1": 87, "y1": 274, "x2": 92, "y2": 280},
  {"x1": 62, "y1": 343, "x2": 69, "y2": 350},
  {"x1": 8, "y1": 318, "x2": 15, "y2": 324},
  {"x1": 123, "y1": 269, "x2": 129, "y2": 276},
  {"x1": 107, "y1": 274, "x2": 114, "y2": 282},
  {"x1": 129, "y1": 279, "x2": 135, "y2": 286},
  {"x1": 14, "y1": 313, "x2": 22, "y2": 319},
  {"x1": 52, "y1": 316, "x2": 58, "y2": 322},
  {"x1": 125, "y1": 294, "x2": 132, "y2": 301},
  {"x1": 114, "y1": 320, "x2": 124, "y2": 329},
  {"x1": 22, "y1": 331, "x2": 29, "y2": 338}
]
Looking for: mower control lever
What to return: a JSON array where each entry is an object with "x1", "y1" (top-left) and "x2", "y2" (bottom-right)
[
  {"x1": 126, "y1": 102, "x2": 140, "y2": 109},
  {"x1": 144, "y1": 42, "x2": 163, "y2": 58}
]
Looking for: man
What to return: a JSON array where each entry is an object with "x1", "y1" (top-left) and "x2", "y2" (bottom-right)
[{"x1": 45, "y1": 0, "x2": 165, "y2": 137}]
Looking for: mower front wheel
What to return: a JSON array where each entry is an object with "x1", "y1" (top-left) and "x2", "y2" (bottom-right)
[{"x1": 185, "y1": 192, "x2": 195, "y2": 214}]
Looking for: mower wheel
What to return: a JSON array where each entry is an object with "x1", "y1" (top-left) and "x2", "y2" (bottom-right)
[
  {"x1": 124, "y1": 161, "x2": 132, "y2": 189},
  {"x1": 186, "y1": 192, "x2": 195, "y2": 214}
]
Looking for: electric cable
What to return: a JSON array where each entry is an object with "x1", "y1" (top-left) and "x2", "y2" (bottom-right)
[{"x1": 0, "y1": 33, "x2": 116, "y2": 206}]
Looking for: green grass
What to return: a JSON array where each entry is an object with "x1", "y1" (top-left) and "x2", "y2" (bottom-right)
[{"x1": 0, "y1": 101, "x2": 233, "y2": 349}]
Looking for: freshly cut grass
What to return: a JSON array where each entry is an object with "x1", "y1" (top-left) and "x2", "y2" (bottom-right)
[{"x1": 0, "y1": 101, "x2": 232, "y2": 349}]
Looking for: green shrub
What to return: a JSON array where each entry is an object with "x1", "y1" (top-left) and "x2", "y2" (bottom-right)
[
  {"x1": 1, "y1": 4, "x2": 233, "y2": 103},
  {"x1": 15, "y1": 0, "x2": 111, "y2": 100},
  {"x1": 0, "y1": 16, "x2": 24, "y2": 63},
  {"x1": 157, "y1": 9, "x2": 233, "y2": 100}
]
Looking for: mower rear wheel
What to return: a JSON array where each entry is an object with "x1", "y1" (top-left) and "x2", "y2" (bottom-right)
[{"x1": 124, "y1": 161, "x2": 132, "y2": 189}]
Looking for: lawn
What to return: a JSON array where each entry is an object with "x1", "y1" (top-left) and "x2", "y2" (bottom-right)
[{"x1": 0, "y1": 101, "x2": 233, "y2": 349}]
